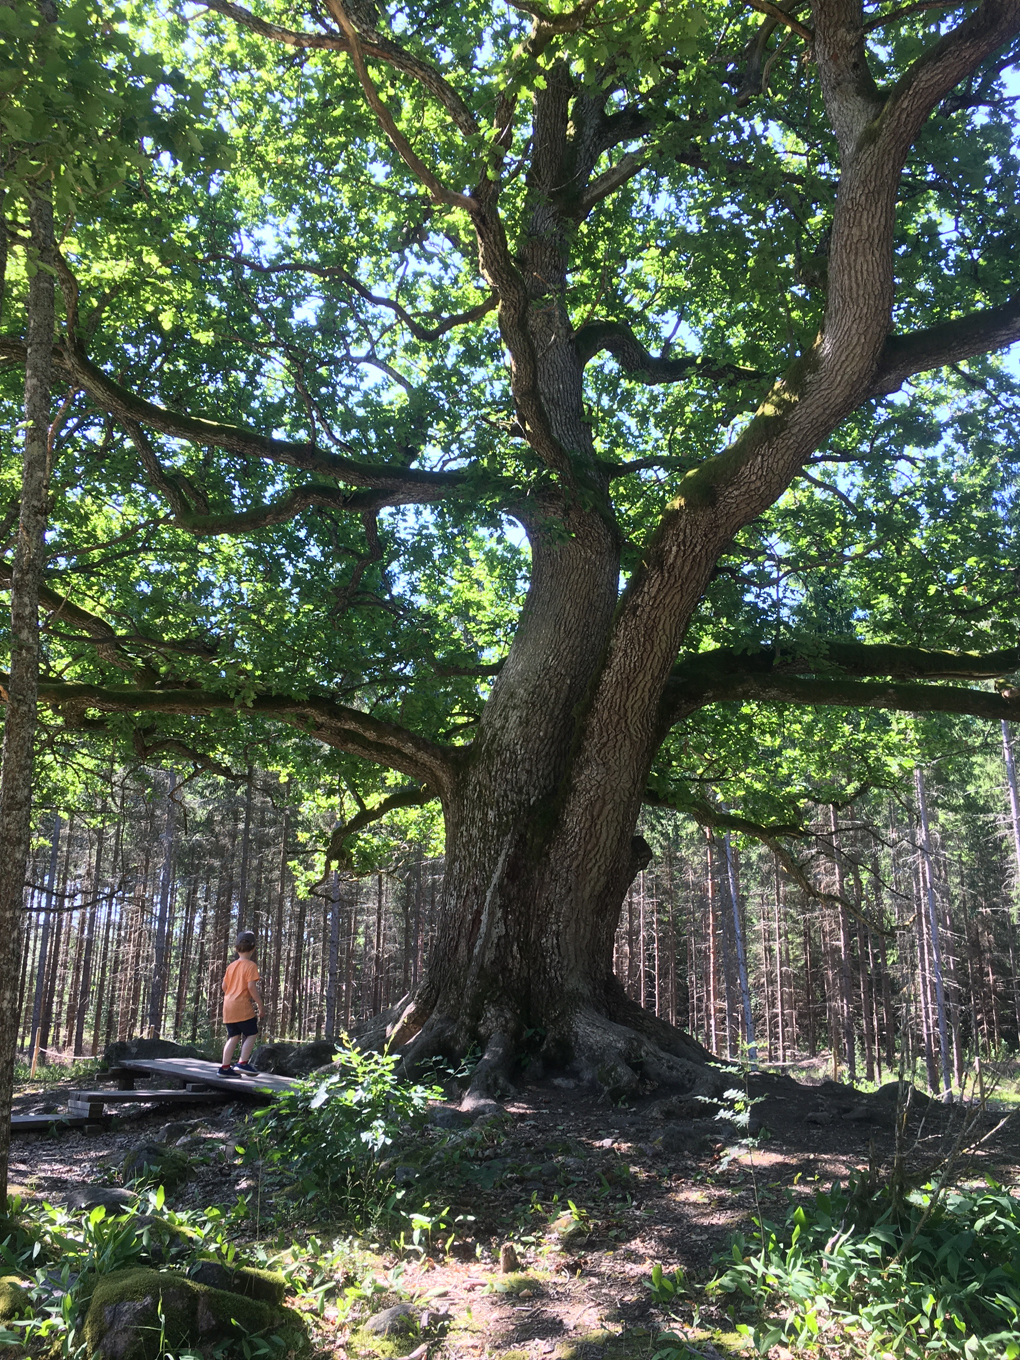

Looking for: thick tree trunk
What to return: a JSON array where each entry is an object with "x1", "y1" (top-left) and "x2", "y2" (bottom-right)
[{"x1": 0, "y1": 190, "x2": 55, "y2": 1199}]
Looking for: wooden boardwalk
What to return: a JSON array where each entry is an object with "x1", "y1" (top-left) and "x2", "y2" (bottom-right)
[
  {"x1": 115, "y1": 1057, "x2": 298, "y2": 1098},
  {"x1": 11, "y1": 1058, "x2": 300, "y2": 1135}
]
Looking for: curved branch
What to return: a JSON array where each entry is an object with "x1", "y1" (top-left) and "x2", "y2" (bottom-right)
[
  {"x1": 575, "y1": 319, "x2": 762, "y2": 385},
  {"x1": 666, "y1": 665, "x2": 1020, "y2": 726},
  {"x1": 202, "y1": 0, "x2": 480, "y2": 137},
  {"x1": 324, "y1": 1, "x2": 477, "y2": 212},
  {"x1": 7, "y1": 676, "x2": 458, "y2": 796},
  {"x1": 747, "y1": 0, "x2": 813, "y2": 41},
  {"x1": 869, "y1": 294, "x2": 1020, "y2": 398},
  {"x1": 672, "y1": 640, "x2": 1020, "y2": 691},
  {"x1": 325, "y1": 784, "x2": 434, "y2": 869},
  {"x1": 881, "y1": 0, "x2": 1020, "y2": 160},
  {"x1": 124, "y1": 422, "x2": 457, "y2": 534},
  {"x1": 0, "y1": 559, "x2": 145, "y2": 678},
  {"x1": 0, "y1": 335, "x2": 470, "y2": 498},
  {"x1": 224, "y1": 254, "x2": 498, "y2": 341}
]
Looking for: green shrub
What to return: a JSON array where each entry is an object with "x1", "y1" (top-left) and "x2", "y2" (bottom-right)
[
  {"x1": 708, "y1": 1178, "x2": 1020, "y2": 1358},
  {"x1": 248, "y1": 1038, "x2": 441, "y2": 1225}
]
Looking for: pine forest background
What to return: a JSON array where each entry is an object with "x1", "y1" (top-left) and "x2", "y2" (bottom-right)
[{"x1": 15, "y1": 711, "x2": 1020, "y2": 1094}]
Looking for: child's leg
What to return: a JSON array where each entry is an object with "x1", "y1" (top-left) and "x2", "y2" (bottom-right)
[
  {"x1": 238, "y1": 1032, "x2": 258, "y2": 1064},
  {"x1": 221, "y1": 1034, "x2": 240, "y2": 1068}
]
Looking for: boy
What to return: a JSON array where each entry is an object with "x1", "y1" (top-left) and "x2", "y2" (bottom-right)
[{"x1": 219, "y1": 930, "x2": 266, "y2": 1076}]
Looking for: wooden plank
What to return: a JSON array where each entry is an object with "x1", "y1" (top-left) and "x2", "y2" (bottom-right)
[
  {"x1": 117, "y1": 1057, "x2": 297, "y2": 1098},
  {"x1": 12, "y1": 1113, "x2": 92, "y2": 1132},
  {"x1": 68, "y1": 1089, "x2": 227, "y2": 1106},
  {"x1": 68, "y1": 1099, "x2": 105, "y2": 1117}
]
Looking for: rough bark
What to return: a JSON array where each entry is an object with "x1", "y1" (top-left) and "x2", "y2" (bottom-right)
[{"x1": 0, "y1": 190, "x2": 55, "y2": 1200}]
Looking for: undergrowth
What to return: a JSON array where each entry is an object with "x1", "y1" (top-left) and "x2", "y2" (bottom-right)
[
  {"x1": 0, "y1": 1189, "x2": 290, "y2": 1356},
  {"x1": 706, "y1": 1177, "x2": 1020, "y2": 1358},
  {"x1": 245, "y1": 1038, "x2": 442, "y2": 1228}
]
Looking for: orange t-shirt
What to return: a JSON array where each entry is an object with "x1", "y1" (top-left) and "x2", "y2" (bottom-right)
[{"x1": 222, "y1": 957, "x2": 261, "y2": 1022}]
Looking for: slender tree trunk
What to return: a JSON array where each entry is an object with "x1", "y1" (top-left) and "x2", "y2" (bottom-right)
[
  {"x1": 73, "y1": 821, "x2": 105, "y2": 1054},
  {"x1": 829, "y1": 806, "x2": 857, "y2": 1085},
  {"x1": 28, "y1": 815, "x2": 61, "y2": 1070},
  {"x1": 724, "y1": 834, "x2": 755, "y2": 1062},
  {"x1": 1003, "y1": 721, "x2": 1020, "y2": 891},
  {"x1": 236, "y1": 770, "x2": 253, "y2": 933},
  {"x1": 916, "y1": 766, "x2": 952, "y2": 1099},
  {"x1": 325, "y1": 872, "x2": 341, "y2": 1038},
  {"x1": 148, "y1": 773, "x2": 177, "y2": 1035},
  {"x1": 0, "y1": 188, "x2": 55, "y2": 1196}
]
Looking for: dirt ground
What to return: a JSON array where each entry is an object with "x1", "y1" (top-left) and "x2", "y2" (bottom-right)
[{"x1": 9, "y1": 1067, "x2": 1020, "y2": 1359}]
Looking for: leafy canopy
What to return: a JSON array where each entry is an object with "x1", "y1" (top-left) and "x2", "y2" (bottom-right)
[{"x1": 1, "y1": 0, "x2": 1018, "y2": 847}]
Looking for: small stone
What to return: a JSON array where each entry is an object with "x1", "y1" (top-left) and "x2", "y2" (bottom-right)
[
  {"x1": 805, "y1": 1111, "x2": 832, "y2": 1126},
  {"x1": 364, "y1": 1302, "x2": 417, "y2": 1336},
  {"x1": 84, "y1": 1124, "x2": 107, "y2": 1137},
  {"x1": 549, "y1": 1078, "x2": 577, "y2": 1090},
  {"x1": 448, "y1": 1238, "x2": 478, "y2": 1261},
  {"x1": 595, "y1": 1137, "x2": 615, "y2": 1149},
  {"x1": 500, "y1": 1243, "x2": 520, "y2": 1272}
]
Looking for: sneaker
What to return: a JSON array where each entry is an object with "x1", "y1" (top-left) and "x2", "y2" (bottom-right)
[
  {"x1": 217, "y1": 1066, "x2": 240, "y2": 1077},
  {"x1": 235, "y1": 1062, "x2": 256, "y2": 1073}
]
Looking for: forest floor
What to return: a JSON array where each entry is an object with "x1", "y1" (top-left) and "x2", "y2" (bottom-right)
[{"x1": 9, "y1": 1062, "x2": 1020, "y2": 1360}]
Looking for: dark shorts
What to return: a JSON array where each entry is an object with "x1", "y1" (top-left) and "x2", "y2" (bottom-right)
[{"x1": 225, "y1": 1017, "x2": 258, "y2": 1038}]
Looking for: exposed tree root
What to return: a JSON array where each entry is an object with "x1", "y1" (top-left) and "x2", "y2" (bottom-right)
[{"x1": 354, "y1": 978, "x2": 726, "y2": 1108}]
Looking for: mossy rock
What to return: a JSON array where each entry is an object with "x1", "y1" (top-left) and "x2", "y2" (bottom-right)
[
  {"x1": 121, "y1": 1144, "x2": 190, "y2": 1190},
  {"x1": 191, "y1": 1260, "x2": 288, "y2": 1305},
  {"x1": 82, "y1": 1266, "x2": 308, "y2": 1359},
  {"x1": 0, "y1": 1275, "x2": 30, "y2": 1324},
  {"x1": 492, "y1": 1273, "x2": 544, "y2": 1296},
  {"x1": 234, "y1": 1266, "x2": 288, "y2": 1306}
]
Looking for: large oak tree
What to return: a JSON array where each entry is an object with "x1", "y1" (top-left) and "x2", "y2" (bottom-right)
[{"x1": 3, "y1": 0, "x2": 1020, "y2": 1104}]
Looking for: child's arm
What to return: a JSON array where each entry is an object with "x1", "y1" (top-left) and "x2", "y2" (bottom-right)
[{"x1": 251, "y1": 975, "x2": 267, "y2": 1019}]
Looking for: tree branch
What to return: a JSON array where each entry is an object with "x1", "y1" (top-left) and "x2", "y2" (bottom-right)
[
  {"x1": 223, "y1": 254, "x2": 498, "y2": 341},
  {"x1": 325, "y1": 784, "x2": 434, "y2": 870},
  {"x1": 0, "y1": 335, "x2": 471, "y2": 500},
  {"x1": 5, "y1": 677, "x2": 458, "y2": 795},
  {"x1": 881, "y1": 0, "x2": 1020, "y2": 161},
  {"x1": 201, "y1": 0, "x2": 480, "y2": 137},
  {"x1": 0, "y1": 559, "x2": 152, "y2": 680},
  {"x1": 665, "y1": 654, "x2": 1020, "y2": 726},
  {"x1": 748, "y1": 0, "x2": 813, "y2": 41},
  {"x1": 574, "y1": 153, "x2": 647, "y2": 218},
  {"x1": 869, "y1": 294, "x2": 1020, "y2": 398},
  {"x1": 323, "y1": 0, "x2": 478, "y2": 212},
  {"x1": 574, "y1": 319, "x2": 761, "y2": 385},
  {"x1": 123, "y1": 420, "x2": 455, "y2": 532},
  {"x1": 675, "y1": 640, "x2": 1020, "y2": 687}
]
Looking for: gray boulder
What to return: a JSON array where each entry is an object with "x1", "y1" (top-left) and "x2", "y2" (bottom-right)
[
  {"x1": 122, "y1": 1143, "x2": 190, "y2": 1190},
  {"x1": 103, "y1": 1038, "x2": 204, "y2": 1069},
  {"x1": 66, "y1": 1186, "x2": 137, "y2": 1214},
  {"x1": 249, "y1": 1039, "x2": 337, "y2": 1077}
]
